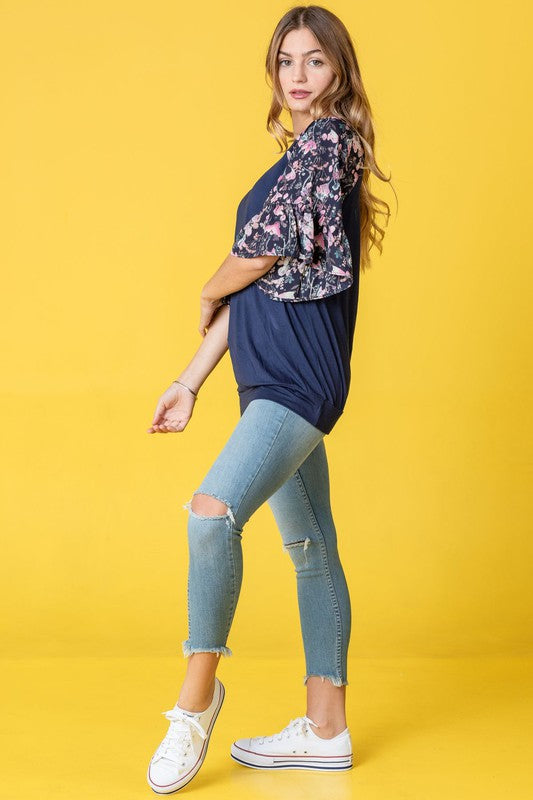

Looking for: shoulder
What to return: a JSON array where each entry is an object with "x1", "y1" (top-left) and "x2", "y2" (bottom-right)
[
  {"x1": 298, "y1": 117, "x2": 363, "y2": 168},
  {"x1": 313, "y1": 118, "x2": 362, "y2": 155},
  {"x1": 313, "y1": 116, "x2": 352, "y2": 135}
]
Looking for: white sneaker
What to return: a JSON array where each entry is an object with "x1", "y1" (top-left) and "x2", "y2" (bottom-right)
[
  {"x1": 230, "y1": 714, "x2": 353, "y2": 771},
  {"x1": 147, "y1": 676, "x2": 225, "y2": 794}
]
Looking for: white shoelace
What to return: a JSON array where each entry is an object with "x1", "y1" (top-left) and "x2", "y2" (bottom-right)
[
  {"x1": 256, "y1": 715, "x2": 320, "y2": 745},
  {"x1": 152, "y1": 708, "x2": 208, "y2": 766}
]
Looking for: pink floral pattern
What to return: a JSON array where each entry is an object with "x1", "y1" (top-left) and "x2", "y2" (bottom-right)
[{"x1": 229, "y1": 117, "x2": 365, "y2": 302}]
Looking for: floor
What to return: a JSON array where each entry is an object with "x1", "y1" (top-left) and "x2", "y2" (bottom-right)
[{"x1": 2, "y1": 654, "x2": 532, "y2": 799}]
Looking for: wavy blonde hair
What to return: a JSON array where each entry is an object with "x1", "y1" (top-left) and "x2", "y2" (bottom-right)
[{"x1": 264, "y1": 5, "x2": 394, "y2": 272}]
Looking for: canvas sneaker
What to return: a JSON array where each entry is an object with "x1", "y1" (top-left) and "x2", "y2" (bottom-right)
[
  {"x1": 230, "y1": 714, "x2": 353, "y2": 771},
  {"x1": 147, "y1": 676, "x2": 225, "y2": 794}
]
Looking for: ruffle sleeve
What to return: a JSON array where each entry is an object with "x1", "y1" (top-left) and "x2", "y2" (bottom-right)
[{"x1": 230, "y1": 117, "x2": 364, "y2": 302}]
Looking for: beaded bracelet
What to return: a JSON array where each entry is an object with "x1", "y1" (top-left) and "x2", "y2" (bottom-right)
[{"x1": 173, "y1": 380, "x2": 198, "y2": 399}]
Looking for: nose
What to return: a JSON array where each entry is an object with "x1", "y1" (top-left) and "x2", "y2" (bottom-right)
[{"x1": 291, "y1": 63, "x2": 308, "y2": 82}]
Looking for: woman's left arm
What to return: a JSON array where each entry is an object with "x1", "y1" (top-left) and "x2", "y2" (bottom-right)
[
  {"x1": 202, "y1": 252, "x2": 279, "y2": 303},
  {"x1": 198, "y1": 252, "x2": 279, "y2": 335}
]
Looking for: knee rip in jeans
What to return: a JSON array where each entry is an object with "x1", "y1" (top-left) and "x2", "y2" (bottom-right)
[
  {"x1": 182, "y1": 492, "x2": 240, "y2": 535},
  {"x1": 283, "y1": 536, "x2": 311, "y2": 567}
]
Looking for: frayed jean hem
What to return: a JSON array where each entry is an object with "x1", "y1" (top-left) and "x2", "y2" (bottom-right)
[
  {"x1": 303, "y1": 673, "x2": 349, "y2": 687},
  {"x1": 182, "y1": 640, "x2": 233, "y2": 658}
]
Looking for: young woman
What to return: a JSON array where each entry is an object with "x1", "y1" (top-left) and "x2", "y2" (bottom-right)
[{"x1": 146, "y1": 5, "x2": 390, "y2": 794}]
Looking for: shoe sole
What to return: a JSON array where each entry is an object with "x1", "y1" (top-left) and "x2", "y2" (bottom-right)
[
  {"x1": 230, "y1": 741, "x2": 353, "y2": 771},
  {"x1": 147, "y1": 679, "x2": 226, "y2": 794}
]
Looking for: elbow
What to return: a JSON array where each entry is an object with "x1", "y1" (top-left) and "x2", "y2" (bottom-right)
[
  {"x1": 256, "y1": 254, "x2": 280, "y2": 273},
  {"x1": 237, "y1": 253, "x2": 279, "y2": 274}
]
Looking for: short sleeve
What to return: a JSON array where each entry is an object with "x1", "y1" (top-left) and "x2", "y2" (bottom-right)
[{"x1": 230, "y1": 117, "x2": 364, "y2": 302}]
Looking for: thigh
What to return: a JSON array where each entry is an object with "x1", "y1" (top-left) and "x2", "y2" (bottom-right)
[
  {"x1": 266, "y1": 439, "x2": 337, "y2": 548},
  {"x1": 191, "y1": 399, "x2": 324, "y2": 531}
]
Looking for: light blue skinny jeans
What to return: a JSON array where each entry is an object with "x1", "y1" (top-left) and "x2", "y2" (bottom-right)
[{"x1": 182, "y1": 398, "x2": 351, "y2": 687}]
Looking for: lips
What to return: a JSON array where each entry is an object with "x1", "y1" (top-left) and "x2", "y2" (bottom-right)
[{"x1": 290, "y1": 91, "x2": 311, "y2": 97}]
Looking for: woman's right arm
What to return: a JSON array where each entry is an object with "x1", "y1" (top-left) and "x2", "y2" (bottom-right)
[{"x1": 147, "y1": 304, "x2": 230, "y2": 434}]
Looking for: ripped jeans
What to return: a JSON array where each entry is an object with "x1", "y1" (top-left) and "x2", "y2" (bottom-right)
[{"x1": 182, "y1": 398, "x2": 352, "y2": 687}]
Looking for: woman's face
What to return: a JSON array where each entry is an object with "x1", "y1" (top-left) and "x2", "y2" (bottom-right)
[{"x1": 277, "y1": 27, "x2": 335, "y2": 119}]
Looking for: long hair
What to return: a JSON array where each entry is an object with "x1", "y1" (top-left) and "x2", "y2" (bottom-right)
[{"x1": 264, "y1": 5, "x2": 394, "y2": 272}]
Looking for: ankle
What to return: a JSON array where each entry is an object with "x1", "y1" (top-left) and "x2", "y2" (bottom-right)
[
  {"x1": 177, "y1": 677, "x2": 216, "y2": 712},
  {"x1": 311, "y1": 725, "x2": 347, "y2": 739},
  {"x1": 307, "y1": 719, "x2": 347, "y2": 739}
]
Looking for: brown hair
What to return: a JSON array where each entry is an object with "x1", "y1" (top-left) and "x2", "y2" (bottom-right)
[{"x1": 264, "y1": 5, "x2": 394, "y2": 272}]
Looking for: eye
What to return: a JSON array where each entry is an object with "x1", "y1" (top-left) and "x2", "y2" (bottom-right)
[{"x1": 278, "y1": 58, "x2": 324, "y2": 68}]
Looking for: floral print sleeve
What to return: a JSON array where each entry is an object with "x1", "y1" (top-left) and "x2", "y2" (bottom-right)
[{"x1": 229, "y1": 117, "x2": 365, "y2": 302}]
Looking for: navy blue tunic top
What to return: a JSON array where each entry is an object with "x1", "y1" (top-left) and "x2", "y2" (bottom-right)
[{"x1": 223, "y1": 118, "x2": 364, "y2": 435}]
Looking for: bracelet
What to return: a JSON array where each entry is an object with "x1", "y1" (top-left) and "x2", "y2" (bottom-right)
[{"x1": 173, "y1": 380, "x2": 198, "y2": 399}]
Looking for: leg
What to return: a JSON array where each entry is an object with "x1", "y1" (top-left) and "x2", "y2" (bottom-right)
[
  {"x1": 177, "y1": 495, "x2": 239, "y2": 712},
  {"x1": 178, "y1": 399, "x2": 325, "y2": 709},
  {"x1": 267, "y1": 439, "x2": 352, "y2": 737}
]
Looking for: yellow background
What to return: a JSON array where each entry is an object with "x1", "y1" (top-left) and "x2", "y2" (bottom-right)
[{"x1": 1, "y1": 1, "x2": 531, "y2": 798}]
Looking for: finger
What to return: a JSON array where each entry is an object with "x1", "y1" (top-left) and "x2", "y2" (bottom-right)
[
  {"x1": 152, "y1": 401, "x2": 166, "y2": 425},
  {"x1": 169, "y1": 419, "x2": 185, "y2": 430}
]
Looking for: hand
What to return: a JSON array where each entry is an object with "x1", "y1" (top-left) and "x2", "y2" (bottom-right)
[
  {"x1": 199, "y1": 295, "x2": 223, "y2": 337},
  {"x1": 147, "y1": 382, "x2": 197, "y2": 434}
]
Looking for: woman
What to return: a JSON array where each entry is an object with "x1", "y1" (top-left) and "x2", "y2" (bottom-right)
[{"x1": 146, "y1": 5, "x2": 390, "y2": 794}]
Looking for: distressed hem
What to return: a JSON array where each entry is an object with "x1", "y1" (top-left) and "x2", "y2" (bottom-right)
[
  {"x1": 303, "y1": 673, "x2": 348, "y2": 687},
  {"x1": 182, "y1": 640, "x2": 233, "y2": 658}
]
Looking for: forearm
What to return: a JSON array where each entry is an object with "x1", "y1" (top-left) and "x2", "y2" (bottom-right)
[
  {"x1": 201, "y1": 252, "x2": 279, "y2": 302},
  {"x1": 176, "y1": 304, "x2": 230, "y2": 394}
]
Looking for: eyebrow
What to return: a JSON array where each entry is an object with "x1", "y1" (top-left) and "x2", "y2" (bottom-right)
[{"x1": 278, "y1": 49, "x2": 323, "y2": 57}]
